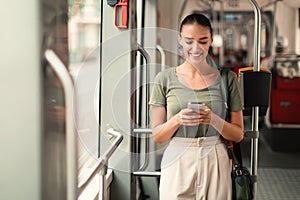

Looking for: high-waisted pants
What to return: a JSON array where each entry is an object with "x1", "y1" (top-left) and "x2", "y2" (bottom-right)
[{"x1": 159, "y1": 136, "x2": 232, "y2": 200}]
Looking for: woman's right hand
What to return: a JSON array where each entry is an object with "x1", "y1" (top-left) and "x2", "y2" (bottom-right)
[{"x1": 179, "y1": 108, "x2": 201, "y2": 126}]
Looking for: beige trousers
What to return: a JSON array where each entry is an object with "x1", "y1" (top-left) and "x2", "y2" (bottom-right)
[{"x1": 159, "y1": 136, "x2": 232, "y2": 200}]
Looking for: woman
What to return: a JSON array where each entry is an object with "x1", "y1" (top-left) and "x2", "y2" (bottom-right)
[{"x1": 149, "y1": 13, "x2": 244, "y2": 199}]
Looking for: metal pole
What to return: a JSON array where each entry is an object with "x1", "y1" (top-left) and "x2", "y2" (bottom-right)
[
  {"x1": 100, "y1": 163, "x2": 108, "y2": 200},
  {"x1": 261, "y1": 0, "x2": 281, "y2": 56},
  {"x1": 219, "y1": 0, "x2": 224, "y2": 67},
  {"x1": 251, "y1": 107, "x2": 259, "y2": 199},
  {"x1": 271, "y1": 1, "x2": 278, "y2": 55},
  {"x1": 45, "y1": 50, "x2": 77, "y2": 200},
  {"x1": 137, "y1": 43, "x2": 151, "y2": 126},
  {"x1": 247, "y1": 1, "x2": 261, "y2": 199},
  {"x1": 249, "y1": 0, "x2": 261, "y2": 72}
]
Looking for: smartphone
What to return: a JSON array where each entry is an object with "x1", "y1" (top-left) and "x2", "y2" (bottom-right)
[{"x1": 187, "y1": 102, "x2": 205, "y2": 110}]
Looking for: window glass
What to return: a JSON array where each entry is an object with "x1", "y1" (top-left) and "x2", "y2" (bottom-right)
[{"x1": 69, "y1": 0, "x2": 102, "y2": 181}]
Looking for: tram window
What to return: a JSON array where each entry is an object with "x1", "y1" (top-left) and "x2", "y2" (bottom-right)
[
  {"x1": 69, "y1": 0, "x2": 101, "y2": 64},
  {"x1": 224, "y1": 13, "x2": 241, "y2": 22},
  {"x1": 69, "y1": 0, "x2": 102, "y2": 174}
]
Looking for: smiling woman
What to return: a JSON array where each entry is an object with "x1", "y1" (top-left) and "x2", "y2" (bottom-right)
[{"x1": 149, "y1": 13, "x2": 244, "y2": 200}]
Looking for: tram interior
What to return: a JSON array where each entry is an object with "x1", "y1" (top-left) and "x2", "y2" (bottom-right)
[
  {"x1": 152, "y1": 0, "x2": 300, "y2": 199},
  {"x1": 160, "y1": 1, "x2": 300, "y2": 199},
  {"x1": 2, "y1": 0, "x2": 300, "y2": 199}
]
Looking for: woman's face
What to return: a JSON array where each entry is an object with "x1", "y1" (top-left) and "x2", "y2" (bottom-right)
[{"x1": 179, "y1": 23, "x2": 213, "y2": 65}]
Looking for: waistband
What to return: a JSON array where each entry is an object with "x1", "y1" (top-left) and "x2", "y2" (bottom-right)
[{"x1": 169, "y1": 136, "x2": 222, "y2": 147}]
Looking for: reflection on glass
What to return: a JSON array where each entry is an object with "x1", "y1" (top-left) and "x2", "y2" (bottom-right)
[
  {"x1": 69, "y1": 0, "x2": 102, "y2": 183},
  {"x1": 42, "y1": 0, "x2": 101, "y2": 198},
  {"x1": 42, "y1": 10, "x2": 69, "y2": 200}
]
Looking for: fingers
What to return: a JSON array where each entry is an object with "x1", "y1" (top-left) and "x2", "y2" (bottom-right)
[
  {"x1": 179, "y1": 106, "x2": 212, "y2": 126},
  {"x1": 180, "y1": 108, "x2": 201, "y2": 126},
  {"x1": 199, "y1": 106, "x2": 211, "y2": 124}
]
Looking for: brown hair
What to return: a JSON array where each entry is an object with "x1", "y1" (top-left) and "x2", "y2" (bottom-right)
[{"x1": 180, "y1": 13, "x2": 213, "y2": 36}]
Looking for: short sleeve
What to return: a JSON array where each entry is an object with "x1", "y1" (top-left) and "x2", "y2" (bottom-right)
[
  {"x1": 149, "y1": 72, "x2": 166, "y2": 107},
  {"x1": 228, "y1": 70, "x2": 243, "y2": 112}
]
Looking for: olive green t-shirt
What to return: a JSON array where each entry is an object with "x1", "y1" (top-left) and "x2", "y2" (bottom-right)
[{"x1": 149, "y1": 67, "x2": 243, "y2": 138}]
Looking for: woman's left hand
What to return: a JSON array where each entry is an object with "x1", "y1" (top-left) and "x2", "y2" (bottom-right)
[{"x1": 198, "y1": 106, "x2": 212, "y2": 124}]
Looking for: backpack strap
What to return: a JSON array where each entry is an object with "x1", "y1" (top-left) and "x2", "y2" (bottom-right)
[
  {"x1": 220, "y1": 68, "x2": 229, "y2": 117},
  {"x1": 219, "y1": 68, "x2": 243, "y2": 166},
  {"x1": 223, "y1": 138, "x2": 240, "y2": 166}
]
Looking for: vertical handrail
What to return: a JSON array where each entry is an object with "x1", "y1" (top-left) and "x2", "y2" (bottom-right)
[
  {"x1": 271, "y1": 1, "x2": 278, "y2": 56},
  {"x1": 133, "y1": 128, "x2": 152, "y2": 171},
  {"x1": 45, "y1": 49, "x2": 77, "y2": 200},
  {"x1": 135, "y1": 44, "x2": 151, "y2": 172},
  {"x1": 156, "y1": 44, "x2": 166, "y2": 71},
  {"x1": 261, "y1": 0, "x2": 281, "y2": 55},
  {"x1": 249, "y1": 0, "x2": 261, "y2": 72},
  {"x1": 137, "y1": 43, "x2": 151, "y2": 65},
  {"x1": 213, "y1": 0, "x2": 224, "y2": 67},
  {"x1": 219, "y1": 0, "x2": 224, "y2": 67},
  {"x1": 247, "y1": 1, "x2": 261, "y2": 199},
  {"x1": 137, "y1": 43, "x2": 151, "y2": 126}
]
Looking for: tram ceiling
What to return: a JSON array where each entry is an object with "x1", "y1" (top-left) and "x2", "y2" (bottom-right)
[
  {"x1": 191, "y1": 0, "x2": 300, "y2": 9},
  {"x1": 279, "y1": 0, "x2": 300, "y2": 8}
]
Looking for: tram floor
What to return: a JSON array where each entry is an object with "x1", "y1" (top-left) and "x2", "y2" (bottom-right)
[{"x1": 240, "y1": 124, "x2": 300, "y2": 200}]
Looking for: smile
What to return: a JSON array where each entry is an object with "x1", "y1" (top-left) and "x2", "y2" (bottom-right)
[{"x1": 190, "y1": 53, "x2": 201, "y2": 57}]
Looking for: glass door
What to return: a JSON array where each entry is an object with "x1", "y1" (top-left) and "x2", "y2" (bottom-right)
[
  {"x1": 68, "y1": 0, "x2": 102, "y2": 183},
  {"x1": 41, "y1": 0, "x2": 102, "y2": 199},
  {"x1": 42, "y1": 1, "x2": 69, "y2": 199}
]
